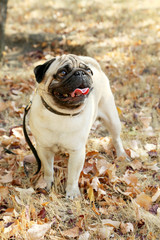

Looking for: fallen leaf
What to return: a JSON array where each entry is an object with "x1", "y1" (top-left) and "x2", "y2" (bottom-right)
[
  {"x1": 123, "y1": 170, "x2": 138, "y2": 186},
  {"x1": 78, "y1": 231, "x2": 90, "y2": 240},
  {"x1": 102, "y1": 219, "x2": 120, "y2": 228},
  {"x1": 0, "y1": 171, "x2": 13, "y2": 183},
  {"x1": 23, "y1": 154, "x2": 36, "y2": 164},
  {"x1": 92, "y1": 203, "x2": 101, "y2": 215},
  {"x1": 35, "y1": 175, "x2": 47, "y2": 189},
  {"x1": 27, "y1": 222, "x2": 52, "y2": 240},
  {"x1": 99, "y1": 226, "x2": 114, "y2": 239},
  {"x1": 149, "y1": 204, "x2": 159, "y2": 215},
  {"x1": 130, "y1": 159, "x2": 142, "y2": 170},
  {"x1": 96, "y1": 159, "x2": 109, "y2": 175},
  {"x1": 120, "y1": 222, "x2": 134, "y2": 234},
  {"x1": 1, "y1": 135, "x2": 13, "y2": 146},
  {"x1": 0, "y1": 101, "x2": 10, "y2": 112},
  {"x1": 144, "y1": 162, "x2": 160, "y2": 171},
  {"x1": 0, "y1": 128, "x2": 6, "y2": 136},
  {"x1": 148, "y1": 150, "x2": 158, "y2": 158},
  {"x1": 117, "y1": 106, "x2": 123, "y2": 115},
  {"x1": 144, "y1": 143, "x2": 156, "y2": 151},
  {"x1": 152, "y1": 188, "x2": 160, "y2": 202},
  {"x1": 130, "y1": 149, "x2": 140, "y2": 158},
  {"x1": 106, "y1": 163, "x2": 118, "y2": 183},
  {"x1": 10, "y1": 126, "x2": 24, "y2": 139},
  {"x1": 135, "y1": 192, "x2": 152, "y2": 210},
  {"x1": 15, "y1": 195, "x2": 25, "y2": 206},
  {"x1": 38, "y1": 207, "x2": 47, "y2": 219},
  {"x1": 90, "y1": 177, "x2": 100, "y2": 191},
  {"x1": 139, "y1": 116, "x2": 152, "y2": 128},
  {"x1": 61, "y1": 226, "x2": 80, "y2": 238},
  {"x1": 0, "y1": 186, "x2": 9, "y2": 198},
  {"x1": 87, "y1": 187, "x2": 95, "y2": 202},
  {"x1": 15, "y1": 187, "x2": 35, "y2": 196}
]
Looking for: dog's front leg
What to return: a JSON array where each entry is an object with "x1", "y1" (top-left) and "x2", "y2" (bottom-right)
[
  {"x1": 66, "y1": 148, "x2": 85, "y2": 199},
  {"x1": 36, "y1": 144, "x2": 54, "y2": 191}
]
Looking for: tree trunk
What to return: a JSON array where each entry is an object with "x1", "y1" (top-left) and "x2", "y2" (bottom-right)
[{"x1": 0, "y1": 0, "x2": 8, "y2": 61}]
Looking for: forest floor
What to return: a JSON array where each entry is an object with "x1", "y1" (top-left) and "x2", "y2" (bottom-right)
[{"x1": 0, "y1": 0, "x2": 160, "y2": 239}]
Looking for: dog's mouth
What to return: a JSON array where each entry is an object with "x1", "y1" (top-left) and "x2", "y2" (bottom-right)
[
  {"x1": 50, "y1": 81, "x2": 93, "y2": 108},
  {"x1": 54, "y1": 87, "x2": 90, "y2": 101}
]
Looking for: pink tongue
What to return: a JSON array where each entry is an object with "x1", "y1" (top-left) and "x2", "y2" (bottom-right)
[{"x1": 70, "y1": 88, "x2": 89, "y2": 97}]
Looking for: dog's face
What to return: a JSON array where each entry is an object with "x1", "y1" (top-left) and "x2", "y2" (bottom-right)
[{"x1": 34, "y1": 54, "x2": 93, "y2": 109}]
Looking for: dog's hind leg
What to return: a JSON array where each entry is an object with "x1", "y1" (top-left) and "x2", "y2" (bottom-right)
[
  {"x1": 99, "y1": 94, "x2": 128, "y2": 159},
  {"x1": 36, "y1": 145, "x2": 54, "y2": 191}
]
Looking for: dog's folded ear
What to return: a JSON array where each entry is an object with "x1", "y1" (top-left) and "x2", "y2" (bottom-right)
[{"x1": 34, "y1": 58, "x2": 56, "y2": 83}]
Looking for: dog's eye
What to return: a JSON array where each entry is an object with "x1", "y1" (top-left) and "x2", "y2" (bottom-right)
[
  {"x1": 86, "y1": 69, "x2": 92, "y2": 75},
  {"x1": 58, "y1": 70, "x2": 67, "y2": 77}
]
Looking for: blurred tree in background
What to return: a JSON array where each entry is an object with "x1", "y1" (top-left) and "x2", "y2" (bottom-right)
[{"x1": 0, "y1": 0, "x2": 8, "y2": 61}]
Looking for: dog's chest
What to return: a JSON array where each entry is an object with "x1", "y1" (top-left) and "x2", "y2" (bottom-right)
[
  {"x1": 30, "y1": 94, "x2": 95, "y2": 152},
  {"x1": 38, "y1": 125, "x2": 87, "y2": 152}
]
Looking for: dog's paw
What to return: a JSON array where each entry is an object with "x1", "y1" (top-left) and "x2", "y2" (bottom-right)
[
  {"x1": 45, "y1": 182, "x2": 53, "y2": 193},
  {"x1": 117, "y1": 151, "x2": 131, "y2": 162},
  {"x1": 66, "y1": 185, "x2": 81, "y2": 199},
  {"x1": 44, "y1": 179, "x2": 53, "y2": 192}
]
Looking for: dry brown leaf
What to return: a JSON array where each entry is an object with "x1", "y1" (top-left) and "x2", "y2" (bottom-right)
[
  {"x1": 117, "y1": 106, "x2": 123, "y2": 115},
  {"x1": 0, "y1": 186, "x2": 9, "y2": 198},
  {"x1": 130, "y1": 159, "x2": 142, "y2": 170},
  {"x1": 61, "y1": 226, "x2": 80, "y2": 238},
  {"x1": 102, "y1": 219, "x2": 120, "y2": 228},
  {"x1": 96, "y1": 159, "x2": 109, "y2": 175},
  {"x1": 135, "y1": 192, "x2": 152, "y2": 210},
  {"x1": 35, "y1": 175, "x2": 47, "y2": 189},
  {"x1": 86, "y1": 151, "x2": 99, "y2": 157},
  {"x1": 130, "y1": 149, "x2": 140, "y2": 158},
  {"x1": 106, "y1": 163, "x2": 118, "y2": 183},
  {"x1": 15, "y1": 187, "x2": 35, "y2": 198},
  {"x1": 101, "y1": 137, "x2": 114, "y2": 154},
  {"x1": 78, "y1": 231, "x2": 90, "y2": 240},
  {"x1": 27, "y1": 222, "x2": 52, "y2": 240},
  {"x1": 11, "y1": 126, "x2": 24, "y2": 139},
  {"x1": 99, "y1": 207, "x2": 108, "y2": 215},
  {"x1": 144, "y1": 162, "x2": 160, "y2": 172},
  {"x1": 0, "y1": 171, "x2": 13, "y2": 183},
  {"x1": 1, "y1": 135, "x2": 13, "y2": 146},
  {"x1": 0, "y1": 101, "x2": 10, "y2": 112},
  {"x1": 123, "y1": 170, "x2": 138, "y2": 186},
  {"x1": 87, "y1": 187, "x2": 95, "y2": 202},
  {"x1": 144, "y1": 143, "x2": 156, "y2": 151},
  {"x1": 120, "y1": 222, "x2": 134, "y2": 234},
  {"x1": 92, "y1": 203, "x2": 101, "y2": 215},
  {"x1": 139, "y1": 116, "x2": 152, "y2": 128},
  {"x1": 152, "y1": 188, "x2": 160, "y2": 202},
  {"x1": 99, "y1": 226, "x2": 114, "y2": 239},
  {"x1": 23, "y1": 154, "x2": 36, "y2": 164},
  {"x1": 0, "y1": 128, "x2": 6, "y2": 136},
  {"x1": 90, "y1": 176, "x2": 100, "y2": 191}
]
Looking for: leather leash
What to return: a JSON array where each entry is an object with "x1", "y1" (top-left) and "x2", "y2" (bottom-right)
[{"x1": 23, "y1": 101, "x2": 41, "y2": 175}]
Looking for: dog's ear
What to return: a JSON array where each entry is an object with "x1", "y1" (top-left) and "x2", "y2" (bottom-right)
[{"x1": 34, "y1": 58, "x2": 56, "y2": 83}]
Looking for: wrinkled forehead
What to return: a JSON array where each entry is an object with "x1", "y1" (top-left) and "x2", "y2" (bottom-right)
[
  {"x1": 46, "y1": 54, "x2": 87, "y2": 75},
  {"x1": 57, "y1": 54, "x2": 87, "y2": 68}
]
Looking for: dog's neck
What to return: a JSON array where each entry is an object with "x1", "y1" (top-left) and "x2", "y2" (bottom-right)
[{"x1": 41, "y1": 96, "x2": 81, "y2": 117}]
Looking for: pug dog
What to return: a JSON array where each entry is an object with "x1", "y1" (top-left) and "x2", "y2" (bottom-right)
[{"x1": 29, "y1": 54, "x2": 127, "y2": 199}]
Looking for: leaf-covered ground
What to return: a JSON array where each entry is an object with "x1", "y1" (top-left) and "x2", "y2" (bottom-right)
[{"x1": 0, "y1": 0, "x2": 160, "y2": 239}]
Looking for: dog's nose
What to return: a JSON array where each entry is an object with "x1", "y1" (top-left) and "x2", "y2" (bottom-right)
[{"x1": 74, "y1": 70, "x2": 85, "y2": 76}]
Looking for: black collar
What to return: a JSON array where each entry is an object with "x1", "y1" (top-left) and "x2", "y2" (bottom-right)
[{"x1": 41, "y1": 96, "x2": 81, "y2": 116}]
